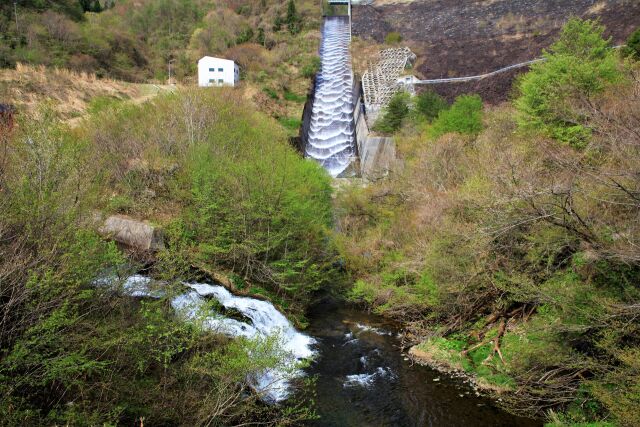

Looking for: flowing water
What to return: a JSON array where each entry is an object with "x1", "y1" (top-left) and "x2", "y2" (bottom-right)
[
  {"x1": 118, "y1": 276, "x2": 540, "y2": 425},
  {"x1": 120, "y1": 275, "x2": 316, "y2": 403},
  {"x1": 305, "y1": 16, "x2": 356, "y2": 177},
  {"x1": 304, "y1": 304, "x2": 542, "y2": 427}
]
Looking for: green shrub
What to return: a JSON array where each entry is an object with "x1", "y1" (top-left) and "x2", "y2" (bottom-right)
[
  {"x1": 284, "y1": 90, "x2": 307, "y2": 103},
  {"x1": 286, "y1": 0, "x2": 302, "y2": 35},
  {"x1": 373, "y1": 91, "x2": 411, "y2": 134},
  {"x1": 263, "y1": 87, "x2": 279, "y2": 99},
  {"x1": 277, "y1": 116, "x2": 302, "y2": 131},
  {"x1": 515, "y1": 18, "x2": 622, "y2": 147},
  {"x1": 625, "y1": 27, "x2": 640, "y2": 59},
  {"x1": 301, "y1": 56, "x2": 321, "y2": 78},
  {"x1": 236, "y1": 27, "x2": 255, "y2": 44},
  {"x1": 414, "y1": 90, "x2": 448, "y2": 122},
  {"x1": 385, "y1": 32, "x2": 403, "y2": 44},
  {"x1": 429, "y1": 94, "x2": 483, "y2": 138}
]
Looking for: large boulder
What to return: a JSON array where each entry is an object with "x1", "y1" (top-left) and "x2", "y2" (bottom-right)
[{"x1": 100, "y1": 215, "x2": 164, "y2": 251}]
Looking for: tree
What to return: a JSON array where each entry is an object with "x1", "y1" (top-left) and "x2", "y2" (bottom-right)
[
  {"x1": 515, "y1": 19, "x2": 622, "y2": 147},
  {"x1": 79, "y1": 0, "x2": 92, "y2": 12},
  {"x1": 257, "y1": 27, "x2": 265, "y2": 46},
  {"x1": 415, "y1": 90, "x2": 448, "y2": 122},
  {"x1": 373, "y1": 91, "x2": 410, "y2": 134},
  {"x1": 429, "y1": 94, "x2": 483, "y2": 138},
  {"x1": 236, "y1": 26, "x2": 254, "y2": 44},
  {"x1": 625, "y1": 27, "x2": 640, "y2": 59},
  {"x1": 273, "y1": 15, "x2": 283, "y2": 32},
  {"x1": 286, "y1": 0, "x2": 301, "y2": 35},
  {"x1": 91, "y1": 0, "x2": 102, "y2": 13}
]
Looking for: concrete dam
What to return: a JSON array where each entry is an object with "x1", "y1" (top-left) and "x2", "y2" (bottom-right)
[{"x1": 302, "y1": 16, "x2": 396, "y2": 179}]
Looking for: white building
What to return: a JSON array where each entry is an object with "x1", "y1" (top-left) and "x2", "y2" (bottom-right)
[{"x1": 197, "y1": 56, "x2": 240, "y2": 87}]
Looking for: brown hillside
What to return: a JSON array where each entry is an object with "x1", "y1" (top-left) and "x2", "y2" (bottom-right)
[{"x1": 352, "y1": 0, "x2": 640, "y2": 103}]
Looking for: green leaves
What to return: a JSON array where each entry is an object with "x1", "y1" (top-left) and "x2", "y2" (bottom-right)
[
  {"x1": 429, "y1": 94, "x2": 483, "y2": 139},
  {"x1": 373, "y1": 91, "x2": 411, "y2": 134},
  {"x1": 414, "y1": 90, "x2": 448, "y2": 123},
  {"x1": 625, "y1": 27, "x2": 640, "y2": 59},
  {"x1": 515, "y1": 18, "x2": 623, "y2": 147}
]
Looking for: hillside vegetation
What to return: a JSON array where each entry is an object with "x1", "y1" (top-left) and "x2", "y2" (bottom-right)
[
  {"x1": 0, "y1": 87, "x2": 338, "y2": 425},
  {"x1": 0, "y1": 62, "x2": 176, "y2": 120},
  {"x1": 1, "y1": 0, "x2": 321, "y2": 127},
  {"x1": 338, "y1": 20, "x2": 640, "y2": 426},
  {"x1": 352, "y1": 0, "x2": 640, "y2": 102}
]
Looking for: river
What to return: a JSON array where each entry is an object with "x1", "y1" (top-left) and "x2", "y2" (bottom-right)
[
  {"x1": 118, "y1": 275, "x2": 540, "y2": 426},
  {"x1": 304, "y1": 302, "x2": 541, "y2": 427}
]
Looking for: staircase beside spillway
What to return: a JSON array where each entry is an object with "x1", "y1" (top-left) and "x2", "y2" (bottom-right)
[{"x1": 304, "y1": 16, "x2": 357, "y2": 177}]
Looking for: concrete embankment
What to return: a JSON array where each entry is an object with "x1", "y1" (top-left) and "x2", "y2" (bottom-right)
[{"x1": 353, "y1": 80, "x2": 396, "y2": 180}]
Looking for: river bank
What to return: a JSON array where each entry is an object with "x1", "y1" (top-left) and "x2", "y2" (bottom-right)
[{"x1": 303, "y1": 302, "x2": 541, "y2": 426}]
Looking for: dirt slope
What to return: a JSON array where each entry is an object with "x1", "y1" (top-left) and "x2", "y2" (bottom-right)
[
  {"x1": 352, "y1": 0, "x2": 640, "y2": 102},
  {"x1": 0, "y1": 63, "x2": 174, "y2": 122}
]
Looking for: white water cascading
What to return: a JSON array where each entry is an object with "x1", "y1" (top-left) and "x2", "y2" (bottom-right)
[
  {"x1": 119, "y1": 275, "x2": 315, "y2": 403},
  {"x1": 305, "y1": 16, "x2": 356, "y2": 177}
]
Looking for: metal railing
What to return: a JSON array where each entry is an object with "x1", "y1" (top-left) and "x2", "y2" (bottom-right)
[{"x1": 410, "y1": 45, "x2": 625, "y2": 85}]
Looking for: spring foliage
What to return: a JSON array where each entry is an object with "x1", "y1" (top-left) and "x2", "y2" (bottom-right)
[
  {"x1": 373, "y1": 91, "x2": 411, "y2": 134},
  {"x1": 0, "y1": 89, "x2": 334, "y2": 425},
  {"x1": 338, "y1": 19, "x2": 640, "y2": 425},
  {"x1": 515, "y1": 19, "x2": 622, "y2": 147}
]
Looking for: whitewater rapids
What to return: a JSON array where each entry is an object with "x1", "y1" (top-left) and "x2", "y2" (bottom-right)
[{"x1": 120, "y1": 275, "x2": 316, "y2": 403}]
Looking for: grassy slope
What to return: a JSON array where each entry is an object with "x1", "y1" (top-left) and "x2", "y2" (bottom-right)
[{"x1": 0, "y1": 63, "x2": 175, "y2": 121}]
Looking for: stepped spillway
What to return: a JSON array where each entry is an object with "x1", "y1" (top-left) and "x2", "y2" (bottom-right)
[{"x1": 305, "y1": 16, "x2": 356, "y2": 177}]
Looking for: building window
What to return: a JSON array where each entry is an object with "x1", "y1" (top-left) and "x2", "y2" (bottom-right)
[
  {"x1": 218, "y1": 68, "x2": 223, "y2": 72},
  {"x1": 218, "y1": 79, "x2": 224, "y2": 84},
  {"x1": 209, "y1": 79, "x2": 215, "y2": 83},
  {"x1": 209, "y1": 68, "x2": 215, "y2": 72}
]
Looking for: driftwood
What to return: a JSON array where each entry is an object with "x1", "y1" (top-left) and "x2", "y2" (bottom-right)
[{"x1": 462, "y1": 305, "x2": 535, "y2": 364}]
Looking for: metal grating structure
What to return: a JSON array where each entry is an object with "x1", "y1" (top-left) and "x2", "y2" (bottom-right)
[{"x1": 362, "y1": 47, "x2": 416, "y2": 118}]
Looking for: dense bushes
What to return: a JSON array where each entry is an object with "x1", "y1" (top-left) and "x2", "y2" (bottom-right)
[
  {"x1": 428, "y1": 94, "x2": 483, "y2": 138},
  {"x1": 384, "y1": 32, "x2": 403, "y2": 44},
  {"x1": 373, "y1": 91, "x2": 410, "y2": 134},
  {"x1": 338, "y1": 20, "x2": 640, "y2": 425},
  {"x1": 86, "y1": 89, "x2": 340, "y2": 312},
  {"x1": 0, "y1": 89, "x2": 336, "y2": 424},
  {"x1": 373, "y1": 91, "x2": 482, "y2": 137},
  {"x1": 1, "y1": 0, "x2": 319, "y2": 82},
  {"x1": 625, "y1": 27, "x2": 640, "y2": 58},
  {"x1": 414, "y1": 90, "x2": 448, "y2": 122}
]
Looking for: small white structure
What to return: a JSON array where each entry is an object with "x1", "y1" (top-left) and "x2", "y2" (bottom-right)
[{"x1": 197, "y1": 56, "x2": 240, "y2": 87}]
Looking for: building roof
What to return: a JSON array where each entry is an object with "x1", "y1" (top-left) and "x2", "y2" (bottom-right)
[{"x1": 198, "y1": 56, "x2": 235, "y2": 64}]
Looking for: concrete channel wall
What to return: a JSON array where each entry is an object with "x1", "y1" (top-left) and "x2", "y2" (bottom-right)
[
  {"x1": 299, "y1": 76, "x2": 396, "y2": 180},
  {"x1": 295, "y1": 73, "x2": 317, "y2": 154},
  {"x1": 353, "y1": 80, "x2": 396, "y2": 180}
]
